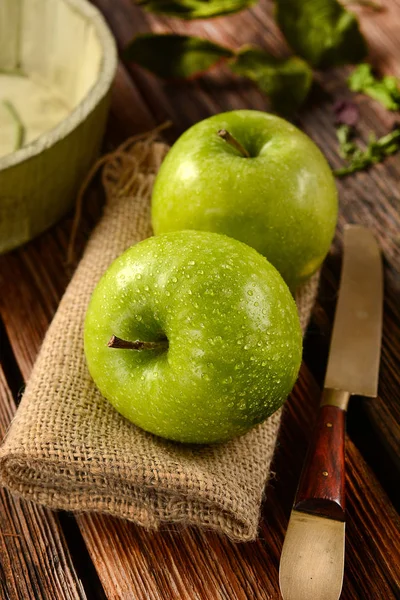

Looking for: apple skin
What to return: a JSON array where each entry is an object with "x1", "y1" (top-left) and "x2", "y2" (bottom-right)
[
  {"x1": 151, "y1": 110, "x2": 338, "y2": 290},
  {"x1": 84, "y1": 231, "x2": 302, "y2": 444}
]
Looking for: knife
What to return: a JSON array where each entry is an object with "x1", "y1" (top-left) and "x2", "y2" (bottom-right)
[{"x1": 279, "y1": 225, "x2": 383, "y2": 600}]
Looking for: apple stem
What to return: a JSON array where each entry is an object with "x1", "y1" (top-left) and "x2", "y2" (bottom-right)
[
  {"x1": 107, "y1": 335, "x2": 168, "y2": 351},
  {"x1": 217, "y1": 129, "x2": 250, "y2": 158}
]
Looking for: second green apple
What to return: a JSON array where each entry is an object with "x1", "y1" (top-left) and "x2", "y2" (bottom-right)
[{"x1": 151, "y1": 110, "x2": 338, "y2": 290}]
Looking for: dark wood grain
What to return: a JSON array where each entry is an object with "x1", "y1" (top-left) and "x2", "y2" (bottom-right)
[
  {"x1": 295, "y1": 405, "x2": 346, "y2": 521},
  {"x1": 0, "y1": 0, "x2": 400, "y2": 597},
  {"x1": 0, "y1": 367, "x2": 86, "y2": 600}
]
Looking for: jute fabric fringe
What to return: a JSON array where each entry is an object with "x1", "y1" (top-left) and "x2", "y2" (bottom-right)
[{"x1": 0, "y1": 135, "x2": 319, "y2": 541}]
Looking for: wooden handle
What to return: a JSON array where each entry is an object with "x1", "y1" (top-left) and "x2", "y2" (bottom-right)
[{"x1": 294, "y1": 404, "x2": 346, "y2": 521}]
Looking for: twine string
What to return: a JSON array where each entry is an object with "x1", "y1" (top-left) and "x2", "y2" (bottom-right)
[{"x1": 67, "y1": 121, "x2": 172, "y2": 265}]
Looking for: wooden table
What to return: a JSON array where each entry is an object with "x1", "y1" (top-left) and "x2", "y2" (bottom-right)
[{"x1": 1, "y1": 0, "x2": 399, "y2": 598}]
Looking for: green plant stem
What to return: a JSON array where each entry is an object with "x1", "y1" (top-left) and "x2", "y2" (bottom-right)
[
  {"x1": 217, "y1": 129, "x2": 250, "y2": 157},
  {"x1": 334, "y1": 127, "x2": 400, "y2": 177},
  {"x1": 108, "y1": 335, "x2": 169, "y2": 351}
]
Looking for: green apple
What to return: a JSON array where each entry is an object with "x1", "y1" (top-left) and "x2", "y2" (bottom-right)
[
  {"x1": 84, "y1": 230, "x2": 302, "y2": 444},
  {"x1": 151, "y1": 110, "x2": 338, "y2": 290}
]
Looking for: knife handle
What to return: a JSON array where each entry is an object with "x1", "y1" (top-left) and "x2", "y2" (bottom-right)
[{"x1": 294, "y1": 400, "x2": 346, "y2": 521}]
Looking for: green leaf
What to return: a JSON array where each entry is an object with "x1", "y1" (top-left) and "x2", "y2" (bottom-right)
[
  {"x1": 124, "y1": 34, "x2": 234, "y2": 79},
  {"x1": 135, "y1": 0, "x2": 256, "y2": 19},
  {"x1": 230, "y1": 46, "x2": 313, "y2": 115},
  {"x1": 124, "y1": 35, "x2": 313, "y2": 115},
  {"x1": 348, "y1": 64, "x2": 400, "y2": 111},
  {"x1": 275, "y1": 0, "x2": 367, "y2": 68},
  {"x1": 336, "y1": 124, "x2": 357, "y2": 158},
  {"x1": 334, "y1": 125, "x2": 400, "y2": 177}
]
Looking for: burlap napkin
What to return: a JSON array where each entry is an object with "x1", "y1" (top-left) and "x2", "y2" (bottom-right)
[{"x1": 0, "y1": 134, "x2": 319, "y2": 541}]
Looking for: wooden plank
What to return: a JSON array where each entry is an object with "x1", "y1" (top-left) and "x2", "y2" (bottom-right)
[
  {"x1": 0, "y1": 86, "x2": 399, "y2": 600},
  {"x1": 0, "y1": 0, "x2": 399, "y2": 597},
  {"x1": 1, "y1": 266, "x2": 399, "y2": 600},
  {"x1": 0, "y1": 366, "x2": 87, "y2": 600},
  {"x1": 106, "y1": 63, "x2": 157, "y2": 147}
]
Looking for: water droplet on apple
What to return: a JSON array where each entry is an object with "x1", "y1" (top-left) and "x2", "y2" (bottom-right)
[{"x1": 171, "y1": 276, "x2": 178, "y2": 283}]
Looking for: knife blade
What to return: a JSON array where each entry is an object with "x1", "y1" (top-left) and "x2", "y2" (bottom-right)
[
  {"x1": 279, "y1": 225, "x2": 383, "y2": 600},
  {"x1": 324, "y1": 225, "x2": 383, "y2": 397}
]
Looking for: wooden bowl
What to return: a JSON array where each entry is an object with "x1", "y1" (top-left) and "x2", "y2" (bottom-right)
[{"x1": 0, "y1": 0, "x2": 117, "y2": 253}]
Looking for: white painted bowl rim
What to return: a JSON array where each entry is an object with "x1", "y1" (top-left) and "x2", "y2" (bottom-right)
[{"x1": 0, "y1": 0, "x2": 117, "y2": 171}]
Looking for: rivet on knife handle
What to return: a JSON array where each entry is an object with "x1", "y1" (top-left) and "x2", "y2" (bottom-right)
[{"x1": 294, "y1": 393, "x2": 348, "y2": 522}]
